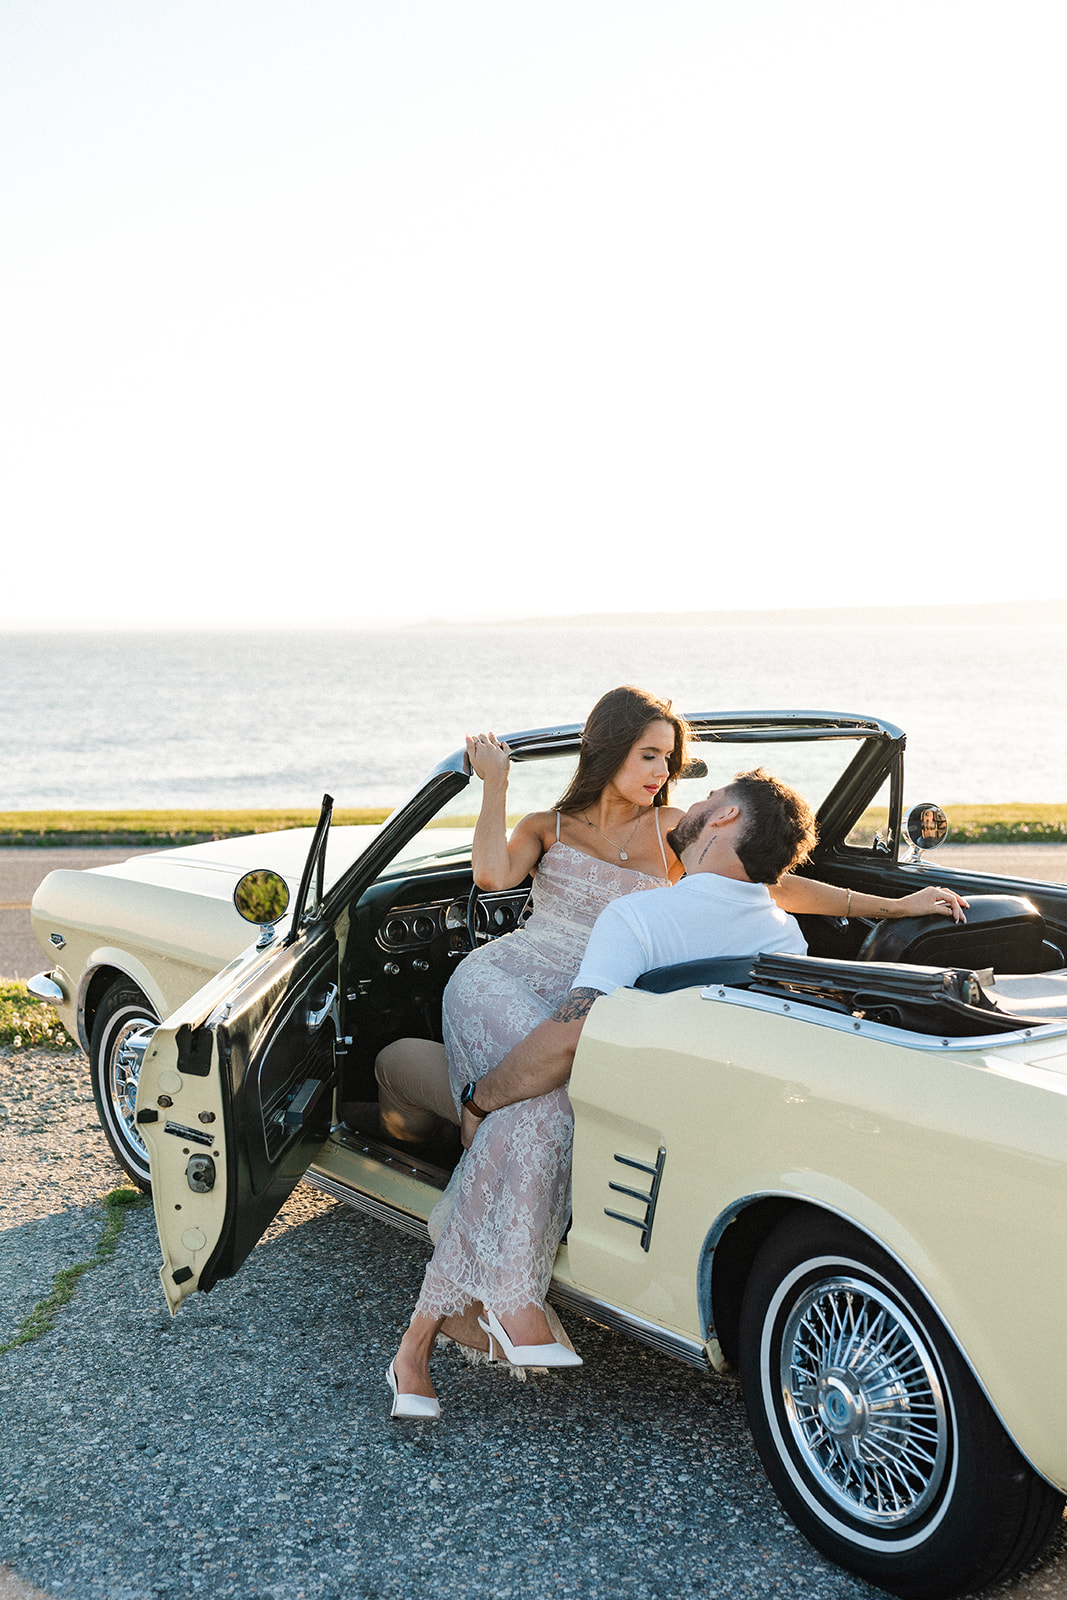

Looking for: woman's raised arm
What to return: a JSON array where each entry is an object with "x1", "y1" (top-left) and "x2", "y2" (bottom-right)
[{"x1": 467, "y1": 732, "x2": 547, "y2": 890}]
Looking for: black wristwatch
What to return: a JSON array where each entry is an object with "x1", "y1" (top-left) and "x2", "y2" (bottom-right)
[{"x1": 460, "y1": 1082, "x2": 488, "y2": 1120}]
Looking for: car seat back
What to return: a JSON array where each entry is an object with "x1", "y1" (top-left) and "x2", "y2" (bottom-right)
[{"x1": 856, "y1": 894, "x2": 1057, "y2": 973}]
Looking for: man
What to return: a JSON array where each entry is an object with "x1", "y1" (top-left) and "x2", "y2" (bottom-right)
[{"x1": 457, "y1": 767, "x2": 815, "y2": 1146}]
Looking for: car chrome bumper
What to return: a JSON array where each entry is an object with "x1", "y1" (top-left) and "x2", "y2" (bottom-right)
[{"x1": 26, "y1": 971, "x2": 67, "y2": 1005}]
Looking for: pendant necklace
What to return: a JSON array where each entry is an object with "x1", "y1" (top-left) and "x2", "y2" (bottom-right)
[{"x1": 582, "y1": 810, "x2": 643, "y2": 862}]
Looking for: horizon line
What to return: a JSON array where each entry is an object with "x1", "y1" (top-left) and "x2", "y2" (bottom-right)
[{"x1": 3, "y1": 597, "x2": 1067, "y2": 631}]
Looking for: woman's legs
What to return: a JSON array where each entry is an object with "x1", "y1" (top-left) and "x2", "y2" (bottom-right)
[
  {"x1": 393, "y1": 1310, "x2": 446, "y2": 1399},
  {"x1": 389, "y1": 1087, "x2": 574, "y2": 1400}
]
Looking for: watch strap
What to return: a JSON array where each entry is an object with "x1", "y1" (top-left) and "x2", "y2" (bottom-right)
[{"x1": 461, "y1": 1082, "x2": 488, "y2": 1119}]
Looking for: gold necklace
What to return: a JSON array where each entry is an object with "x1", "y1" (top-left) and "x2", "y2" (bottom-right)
[{"x1": 582, "y1": 809, "x2": 644, "y2": 862}]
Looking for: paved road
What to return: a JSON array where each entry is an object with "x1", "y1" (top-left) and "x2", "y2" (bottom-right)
[
  {"x1": 0, "y1": 848, "x2": 156, "y2": 980},
  {"x1": 6, "y1": 845, "x2": 1067, "y2": 984}
]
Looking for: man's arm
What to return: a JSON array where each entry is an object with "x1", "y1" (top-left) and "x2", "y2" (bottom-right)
[
  {"x1": 771, "y1": 875, "x2": 968, "y2": 923},
  {"x1": 459, "y1": 988, "x2": 601, "y2": 1148}
]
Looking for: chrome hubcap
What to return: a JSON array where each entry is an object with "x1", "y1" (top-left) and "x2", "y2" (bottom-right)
[{"x1": 780, "y1": 1275, "x2": 950, "y2": 1526}]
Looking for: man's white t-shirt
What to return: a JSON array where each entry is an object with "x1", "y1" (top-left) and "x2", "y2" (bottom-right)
[{"x1": 573, "y1": 872, "x2": 807, "y2": 995}]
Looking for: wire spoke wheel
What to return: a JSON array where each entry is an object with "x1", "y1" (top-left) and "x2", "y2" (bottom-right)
[
  {"x1": 90, "y1": 981, "x2": 159, "y2": 1190},
  {"x1": 739, "y1": 1214, "x2": 1065, "y2": 1598},
  {"x1": 780, "y1": 1275, "x2": 949, "y2": 1527},
  {"x1": 105, "y1": 1016, "x2": 152, "y2": 1164}
]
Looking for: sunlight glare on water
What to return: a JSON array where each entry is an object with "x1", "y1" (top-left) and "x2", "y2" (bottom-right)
[{"x1": 1, "y1": 621, "x2": 1064, "y2": 810}]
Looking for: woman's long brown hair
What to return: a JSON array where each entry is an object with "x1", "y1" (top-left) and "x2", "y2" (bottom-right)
[{"x1": 555, "y1": 686, "x2": 689, "y2": 815}]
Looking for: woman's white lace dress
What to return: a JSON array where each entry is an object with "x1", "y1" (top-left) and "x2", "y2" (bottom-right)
[{"x1": 414, "y1": 838, "x2": 667, "y2": 1320}]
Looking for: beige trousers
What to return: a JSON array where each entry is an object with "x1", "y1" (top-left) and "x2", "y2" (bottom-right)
[{"x1": 374, "y1": 1037, "x2": 459, "y2": 1143}]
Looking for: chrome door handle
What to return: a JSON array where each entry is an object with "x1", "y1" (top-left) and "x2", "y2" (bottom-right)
[{"x1": 307, "y1": 984, "x2": 339, "y2": 1030}]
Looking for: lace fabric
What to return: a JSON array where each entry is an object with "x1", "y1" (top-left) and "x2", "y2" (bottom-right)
[{"x1": 414, "y1": 842, "x2": 666, "y2": 1319}]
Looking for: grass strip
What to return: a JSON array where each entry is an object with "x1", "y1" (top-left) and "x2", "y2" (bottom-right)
[
  {"x1": 939, "y1": 804, "x2": 1067, "y2": 843},
  {"x1": 6, "y1": 804, "x2": 1067, "y2": 848},
  {"x1": 0, "y1": 981, "x2": 75, "y2": 1050},
  {"x1": 0, "y1": 807, "x2": 392, "y2": 847},
  {"x1": 851, "y1": 805, "x2": 1067, "y2": 846},
  {"x1": 0, "y1": 1187, "x2": 149, "y2": 1355}
]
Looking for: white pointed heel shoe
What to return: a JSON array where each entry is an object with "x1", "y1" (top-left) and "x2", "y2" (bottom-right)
[
  {"x1": 477, "y1": 1308, "x2": 583, "y2": 1368},
  {"x1": 386, "y1": 1360, "x2": 441, "y2": 1419}
]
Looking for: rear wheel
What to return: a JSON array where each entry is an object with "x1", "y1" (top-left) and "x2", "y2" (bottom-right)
[
  {"x1": 89, "y1": 980, "x2": 159, "y2": 1191},
  {"x1": 738, "y1": 1213, "x2": 1063, "y2": 1599}
]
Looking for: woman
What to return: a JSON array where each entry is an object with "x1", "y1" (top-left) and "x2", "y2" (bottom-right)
[
  {"x1": 387, "y1": 686, "x2": 688, "y2": 1416},
  {"x1": 386, "y1": 687, "x2": 967, "y2": 1416}
]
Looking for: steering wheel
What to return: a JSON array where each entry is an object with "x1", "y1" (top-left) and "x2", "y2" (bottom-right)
[
  {"x1": 466, "y1": 882, "x2": 487, "y2": 950},
  {"x1": 465, "y1": 884, "x2": 533, "y2": 950}
]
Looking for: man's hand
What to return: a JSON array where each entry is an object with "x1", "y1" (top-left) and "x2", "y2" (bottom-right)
[
  {"x1": 458, "y1": 988, "x2": 602, "y2": 1135},
  {"x1": 460, "y1": 1103, "x2": 482, "y2": 1150}
]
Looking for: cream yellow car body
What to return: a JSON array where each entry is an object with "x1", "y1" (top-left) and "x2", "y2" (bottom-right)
[
  {"x1": 136, "y1": 959, "x2": 1067, "y2": 1496},
  {"x1": 567, "y1": 984, "x2": 1067, "y2": 1492}
]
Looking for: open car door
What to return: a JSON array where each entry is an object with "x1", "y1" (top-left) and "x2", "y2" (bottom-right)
[{"x1": 138, "y1": 765, "x2": 468, "y2": 1312}]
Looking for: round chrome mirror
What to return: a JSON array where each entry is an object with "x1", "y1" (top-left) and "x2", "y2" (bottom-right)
[
  {"x1": 233, "y1": 869, "x2": 290, "y2": 928},
  {"x1": 905, "y1": 803, "x2": 948, "y2": 852}
]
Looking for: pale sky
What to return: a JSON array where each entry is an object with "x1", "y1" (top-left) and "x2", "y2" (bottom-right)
[{"x1": 3, "y1": 0, "x2": 1065, "y2": 626}]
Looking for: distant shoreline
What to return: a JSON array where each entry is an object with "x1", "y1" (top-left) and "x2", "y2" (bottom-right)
[{"x1": 2, "y1": 599, "x2": 1066, "y2": 633}]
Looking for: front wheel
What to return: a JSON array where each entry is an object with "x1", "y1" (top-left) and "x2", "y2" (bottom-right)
[
  {"x1": 89, "y1": 980, "x2": 160, "y2": 1191},
  {"x1": 738, "y1": 1213, "x2": 1063, "y2": 1600}
]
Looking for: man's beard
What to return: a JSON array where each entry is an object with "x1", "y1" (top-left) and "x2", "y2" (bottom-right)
[{"x1": 666, "y1": 814, "x2": 703, "y2": 856}]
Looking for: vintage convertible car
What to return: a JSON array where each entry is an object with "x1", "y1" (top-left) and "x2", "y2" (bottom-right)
[{"x1": 28, "y1": 710, "x2": 1067, "y2": 1600}]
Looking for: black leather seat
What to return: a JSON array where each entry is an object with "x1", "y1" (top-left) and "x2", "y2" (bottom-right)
[{"x1": 856, "y1": 894, "x2": 1058, "y2": 974}]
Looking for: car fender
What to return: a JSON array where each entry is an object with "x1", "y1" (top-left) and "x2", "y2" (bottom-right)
[
  {"x1": 697, "y1": 1182, "x2": 1067, "y2": 1495},
  {"x1": 699, "y1": 1185, "x2": 957, "y2": 1362},
  {"x1": 75, "y1": 950, "x2": 172, "y2": 1045}
]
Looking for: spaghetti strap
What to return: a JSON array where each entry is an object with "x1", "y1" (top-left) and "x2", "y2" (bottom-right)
[
  {"x1": 654, "y1": 807, "x2": 669, "y2": 876},
  {"x1": 556, "y1": 810, "x2": 561, "y2": 842}
]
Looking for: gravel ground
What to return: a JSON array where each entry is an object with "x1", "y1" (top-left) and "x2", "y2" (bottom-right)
[{"x1": 2, "y1": 1047, "x2": 1067, "y2": 1600}]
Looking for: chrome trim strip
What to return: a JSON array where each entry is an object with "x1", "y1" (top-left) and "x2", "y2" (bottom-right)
[
  {"x1": 545, "y1": 1282, "x2": 708, "y2": 1369},
  {"x1": 303, "y1": 1171, "x2": 432, "y2": 1242},
  {"x1": 700, "y1": 984, "x2": 1067, "y2": 1049}
]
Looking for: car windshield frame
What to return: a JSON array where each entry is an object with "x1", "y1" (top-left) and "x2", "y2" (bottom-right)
[{"x1": 329, "y1": 709, "x2": 906, "y2": 897}]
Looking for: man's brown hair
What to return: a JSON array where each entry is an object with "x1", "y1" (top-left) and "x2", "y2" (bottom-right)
[{"x1": 727, "y1": 768, "x2": 817, "y2": 883}]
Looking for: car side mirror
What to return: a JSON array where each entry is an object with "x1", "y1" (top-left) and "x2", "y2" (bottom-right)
[
  {"x1": 904, "y1": 803, "x2": 948, "y2": 860},
  {"x1": 233, "y1": 870, "x2": 291, "y2": 948}
]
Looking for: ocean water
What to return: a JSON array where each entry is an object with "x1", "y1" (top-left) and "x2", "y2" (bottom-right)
[{"x1": 2, "y1": 620, "x2": 1065, "y2": 810}]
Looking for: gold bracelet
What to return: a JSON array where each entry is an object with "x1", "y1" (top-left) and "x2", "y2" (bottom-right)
[{"x1": 845, "y1": 888, "x2": 852, "y2": 918}]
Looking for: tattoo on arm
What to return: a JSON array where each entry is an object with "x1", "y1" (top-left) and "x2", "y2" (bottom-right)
[{"x1": 551, "y1": 987, "x2": 602, "y2": 1024}]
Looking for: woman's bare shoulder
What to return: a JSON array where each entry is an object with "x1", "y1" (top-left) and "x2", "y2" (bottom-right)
[{"x1": 511, "y1": 809, "x2": 557, "y2": 845}]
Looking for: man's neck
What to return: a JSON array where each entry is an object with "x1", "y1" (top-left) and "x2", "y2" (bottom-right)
[{"x1": 681, "y1": 841, "x2": 751, "y2": 882}]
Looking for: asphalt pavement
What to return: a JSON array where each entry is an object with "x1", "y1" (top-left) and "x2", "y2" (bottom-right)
[{"x1": 0, "y1": 848, "x2": 157, "y2": 981}]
